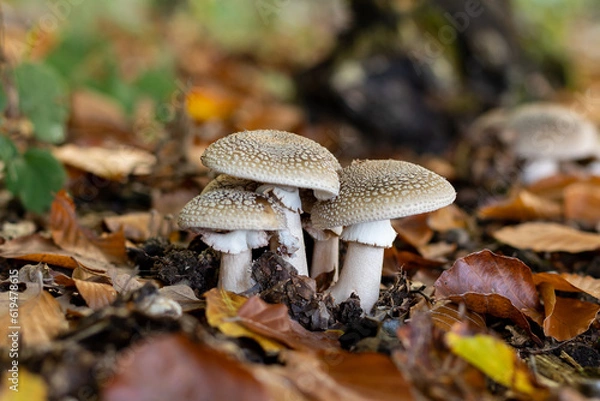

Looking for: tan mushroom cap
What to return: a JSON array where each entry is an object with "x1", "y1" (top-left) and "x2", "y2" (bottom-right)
[
  {"x1": 311, "y1": 160, "x2": 456, "y2": 229},
  {"x1": 201, "y1": 130, "x2": 341, "y2": 199},
  {"x1": 178, "y1": 188, "x2": 286, "y2": 232},
  {"x1": 509, "y1": 103, "x2": 599, "y2": 160},
  {"x1": 201, "y1": 174, "x2": 259, "y2": 195}
]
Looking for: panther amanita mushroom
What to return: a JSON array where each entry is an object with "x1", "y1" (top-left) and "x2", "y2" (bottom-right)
[
  {"x1": 312, "y1": 159, "x2": 456, "y2": 313},
  {"x1": 178, "y1": 186, "x2": 286, "y2": 293},
  {"x1": 200, "y1": 130, "x2": 341, "y2": 276}
]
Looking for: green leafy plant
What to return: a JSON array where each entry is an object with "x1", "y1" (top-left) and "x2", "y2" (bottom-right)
[{"x1": 0, "y1": 62, "x2": 68, "y2": 213}]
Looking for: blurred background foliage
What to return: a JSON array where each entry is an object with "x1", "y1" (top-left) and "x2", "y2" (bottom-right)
[{"x1": 0, "y1": 0, "x2": 599, "y2": 212}]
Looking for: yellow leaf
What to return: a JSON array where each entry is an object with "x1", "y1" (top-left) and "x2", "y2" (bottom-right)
[
  {"x1": 0, "y1": 369, "x2": 47, "y2": 401},
  {"x1": 204, "y1": 288, "x2": 284, "y2": 353},
  {"x1": 445, "y1": 332, "x2": 548, "y2": 400}
]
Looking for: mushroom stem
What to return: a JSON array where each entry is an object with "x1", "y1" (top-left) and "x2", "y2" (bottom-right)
[
  {"x1": 277, "y1": 206, "x2": 309, "y2": 276},
  {"x1": 218, "y1": 250, "x2": 253, "y2": 293},
  {"x1": 310, "y1": 236, "x2": 339, "y2": 281},
  {"x1": 328, "y1": 242, "x2": 384, "y2": 314}
]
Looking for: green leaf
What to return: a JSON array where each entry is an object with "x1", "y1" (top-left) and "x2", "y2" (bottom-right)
[
  {"x1": 14, "y1": 63, "x2": 69, "y2": 144},
  {"x1": 5, "y1": 148, "x2": 66, "y2": 213},
  {"x1": 0, "y1": 135, "x2": 18, "y2": 162}
]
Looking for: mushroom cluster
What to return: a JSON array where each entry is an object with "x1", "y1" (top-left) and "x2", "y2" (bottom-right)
[{"x1": 178, "y1": 129, "x2": 456, "y2": 313}]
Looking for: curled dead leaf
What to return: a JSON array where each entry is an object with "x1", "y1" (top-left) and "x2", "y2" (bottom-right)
[
  {"x1": 434, "y1": 250, "x2": 543, "y2": 326},
  {"x1": 50, "y1": 190, "x2": 127, "y2": 264},
  {"x1": 53, "y1": 144, "x2": 156, "y2": 181}
]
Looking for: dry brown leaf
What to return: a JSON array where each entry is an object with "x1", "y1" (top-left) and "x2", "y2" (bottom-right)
[
  {"x1": 493, "y1": 222, "x2": 600, "y2": 253},
  {"x1": 0, "y1": 283, "x2": 68, "y2": 347},
  {"x1": 393, "y1": 213, "x2": 433, "y2": 248},
  {"x1": 53, "y1": 144, "x2": 156, "y2": 181},
  {"x1": 0, "y1": 234, "x2": 79, "y2": 268},
  {"x1": 50, "y1": 190, "x2": 127, "y2": 264},
  {"x1": 429, "y1": 303, "x2": 486, "y2": 332},
  {"x1": 237, "y1": 296, "x2": 340, "y2": 352},
  {"x1": 434, "y1": 250, "x2": 544, "y2": 326},
  {"x1": 527, "y1": 174, "x2": 600, "y2": 199},
  {"x1": 395, "y1": 312, "x2": 488, "y2": 399},
  {"x1": 73, "y1": 279, "x2": 117, "y2": 310},
  {"x1": 204, "y1": 288, "x2": 284, "y2": 353},
  {"x1": 417, "y1": 241, "x2": 456, "y2": 260},
  {"x1": 477, "y1": 190, "x2": 562, "y2": 221},
  {"x1": 560, "y1": 273, "x2": 600, "y2": 299},
  {"x1": 533, "y1": 272, "x2": 584, "y2": 292},
  {"x1": 102, "y1": 334, "x2": 269, "y2": 401},
  {"x1": 382, "y1": 248, "x2": 445, "y2": 277},
  {"x1": 104, "y1": 211, "x2": 174, "y2": 242},
  {"x1": 538, "y1": 282, "x2": 600, "y2": 341},
  {"x1": 159, "y1": 285, "x2": 204, "y2": 312},
  {"x1": 525, "y1": 173, "x2": 582, "y2": 200},
  {"x1": 427, "y1": 205, "x2": 468, "y2": 232},
  {"x1": 564, "y1": 182, "x2": 600, "y2": 225},
  {"x1": 275, "y1": 350, "x2": 414, "y2": 401}
]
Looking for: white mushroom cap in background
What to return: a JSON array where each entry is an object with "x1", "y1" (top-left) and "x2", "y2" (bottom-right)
[
  {"x1": 311, "y1": 159, "x2": 457, "y2": 231},
  {"x1": 200, "y1": 130, "x2": 342, "y2": 200},
  {"x1": 178, "y1": 188, "x2": 285, "y2": 233},
  {"x1": 508, "y1": 103, "x2": 599, "y2": 161}
]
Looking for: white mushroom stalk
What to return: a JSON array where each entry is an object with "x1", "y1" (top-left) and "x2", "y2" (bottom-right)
[
  {"x1": 312, "y1": 160, "x2": 456, "y2": 314},
  {"x1": 200, "y1": 130, "x2": 342, "y2": 277},
  {"x1": 178, "y1": 186, "x2": 286, "y2": 294},
  {"x1": 200, "y1": 230, "x2": 269, "y2": 293},
  {"x1": 257, "y1": 184, "x2": 308, "y2": 275},
  {"x1": 304, "y1": 219, "x2": 342, "y2": 281}
]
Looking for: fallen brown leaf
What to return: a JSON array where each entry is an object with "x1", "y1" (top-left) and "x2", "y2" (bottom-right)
[
  {"x1": 237, "y1": 296, "x2": 340, "y2": 352},
  {"x1": 564, "y1": 182, "x2": 600, "y2": 226},
  {"x1": 493, "y1": 222, "x2": 600, "y2": 253},
  {"x1": 104, "y1": 211, "x2": 174, "y2": 242},
  {"x1": 393, "y1": 213, "x2": 433, "y2": 248},
  {"x1": 73, "y1": 278, "x2": 117, "y2": 310},
  {"x1": 427, "y1": 204, "x2": 468, "y2": 232},
  {"x1": 0, "y1": 234, "x2": 79, "y2": 269},
  {"x1": 538, "y1": 282, "x2": 600, "y2": 341},
  {"x1": 102, "y1": 334, "x2": 269, "y2": 401},
  {"x1": 429, "y1": 303, "x2": 486, "y2": 332},
  {"x1": 434, "y1": 250, "x2": 544, "y2": 326},
  {"x1": 0, "y1": 282, "x2": 68, "y2": 347},
  {"x1": 274, "y1": 349, "x2": 414, "y2": 401},
  {"x1": 477, "y1": 190, "x2": 562, "y2": 221},
  {"x1": 50, "y1": 190, "x2": 127, "y2": 264},
  {"x1": 382, "y1": 248, "x2": 445, "y2": 277},
  {"x1": 53, "y1": 144, "x2": 156, "y2": 181},
  {"x1": 205, "y1": 288, "x2": 285, "y2": 353},
  {"x1": 159, "y1": 285, "x2": 204, "y2": 312}
]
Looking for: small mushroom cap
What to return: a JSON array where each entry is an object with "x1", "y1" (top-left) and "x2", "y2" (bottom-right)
[
  {"x1": 509, "y1": 103, "x2": 599, "y2": 160},
  {"x1": 201, "y1": 130, "x2": 342, "y2": 200},
  {"x1": 311, "y1": 159, "x2": 456, "y2": 229},
  {"x1": 201, "y1": 174, "x2": 259, "y2": 195},
  {"x1": 178, "y1": 188, "x2": 286, "y2": 232}
]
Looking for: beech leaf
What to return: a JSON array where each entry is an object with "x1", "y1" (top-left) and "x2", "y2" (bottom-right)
[
  {"x1": 493, "y1": 222, "x2": 600, "y2": 253},
  {"x1": 434, "y1": 250, "x2": 543, "y2": 325}
]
